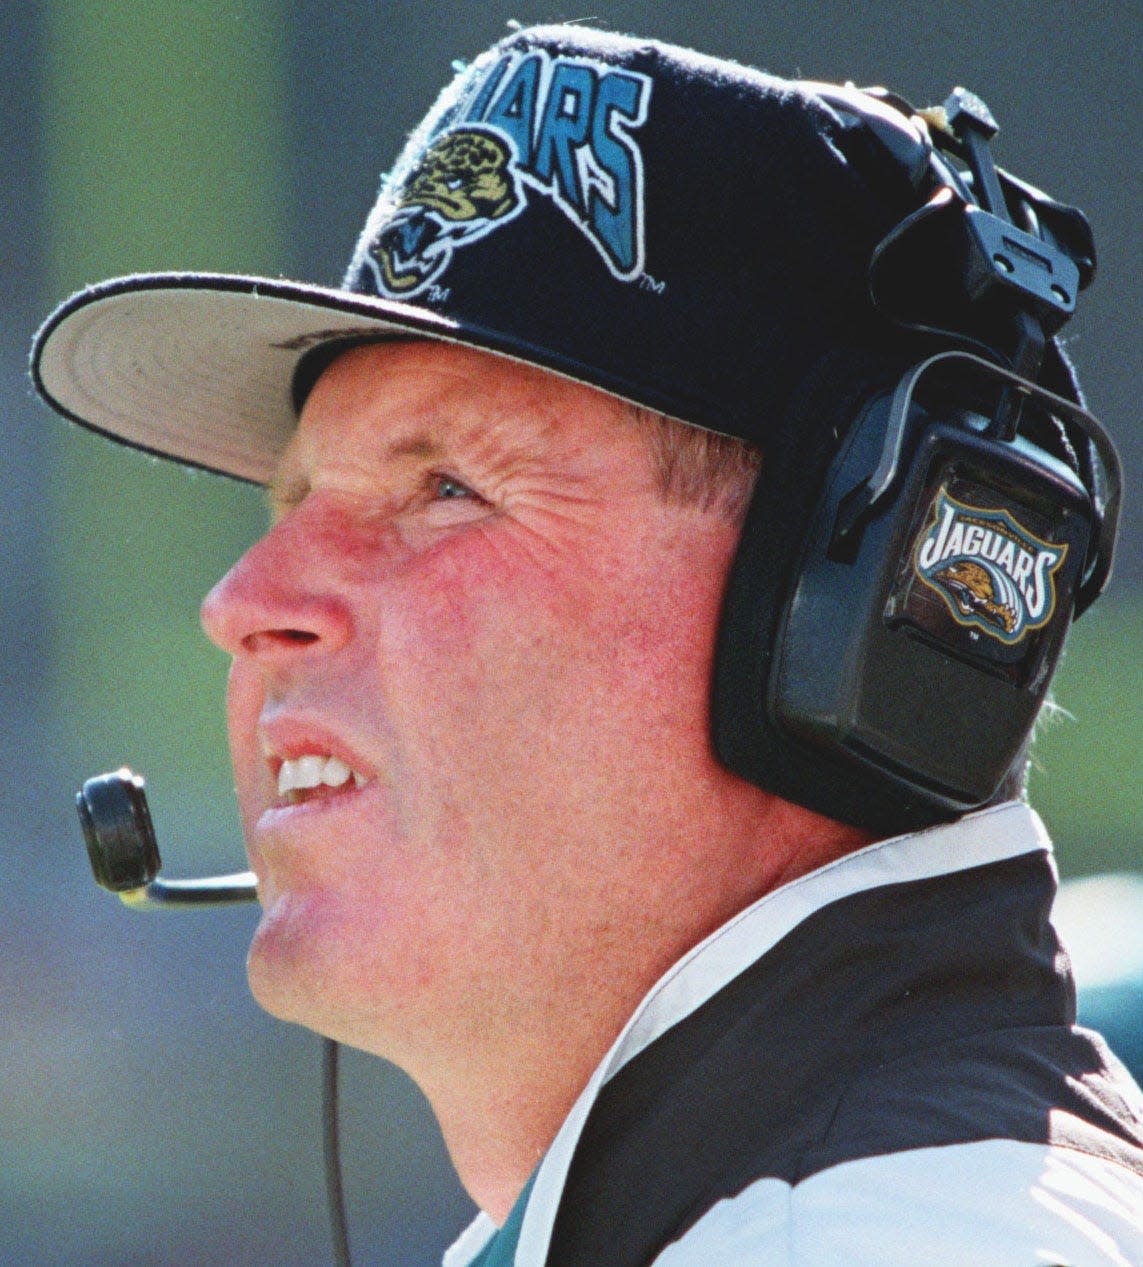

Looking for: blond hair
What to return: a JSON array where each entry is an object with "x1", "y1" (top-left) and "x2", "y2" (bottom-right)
[{"x1": 631, "y1": 405, "x2": 762, "y2": 520}]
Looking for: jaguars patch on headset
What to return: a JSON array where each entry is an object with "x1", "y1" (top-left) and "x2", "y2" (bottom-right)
[
  {"x1": 884, "y1": 466, "x2": 1080, "y2": 681},
  {"x1": 912, "y1": 487, "x2": 1068, "y2": 646},
  {"x1": 364, "y1": 47, "x2": 652, "y2": 299}
]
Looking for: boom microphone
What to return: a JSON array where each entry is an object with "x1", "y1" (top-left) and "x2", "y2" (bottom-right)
[
  {"x1": 77, "y1": 768, "x2": 257, "y2": 909},
  {"x1": 76, "y1": 770, "x2": 353, "y2": 1263}
]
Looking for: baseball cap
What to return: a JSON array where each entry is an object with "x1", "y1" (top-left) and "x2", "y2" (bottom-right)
[{"x1": 31, "y1": 23, "x2": 927, "y2": 483}]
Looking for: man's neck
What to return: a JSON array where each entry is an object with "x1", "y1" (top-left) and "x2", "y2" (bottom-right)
[{"x1": 413, "y1": 797, "x2": 873, "y2": 1223}]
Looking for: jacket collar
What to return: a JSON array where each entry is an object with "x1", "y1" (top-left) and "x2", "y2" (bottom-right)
[{"x1": 446, "y1": 801, "x2": 1053, "y2": 1266}]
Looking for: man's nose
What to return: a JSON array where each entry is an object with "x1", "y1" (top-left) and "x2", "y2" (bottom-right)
[{"x1": 200, "y1": 514, "x2": 354, "y2": 663}]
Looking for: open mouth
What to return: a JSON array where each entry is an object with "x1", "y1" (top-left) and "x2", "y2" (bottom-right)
[{"x1": 277, "y1": 754, "x2": 368, "y2": 806}]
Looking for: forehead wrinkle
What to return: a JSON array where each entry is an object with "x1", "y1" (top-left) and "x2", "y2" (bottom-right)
[
  {"x1": 378, "y1": 421, "x2": 519, "y2": 476},
  {"x1": 376, "y1": 404, "x2": 558, "y2": 480},
  {"x1": 293, "y1": 341, "x2": 635, "y2": 489}
]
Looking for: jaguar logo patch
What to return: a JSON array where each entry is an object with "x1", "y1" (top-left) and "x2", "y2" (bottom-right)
[
  {"x1": 362, "y1": 48, "x2": 652, "y2": 298},
  {"x1": 369, "y1": 127, "x2": 524, "y2": 295},
  {"x1": 913, "y1": 487, "x2": 1068, "y2": 645}
]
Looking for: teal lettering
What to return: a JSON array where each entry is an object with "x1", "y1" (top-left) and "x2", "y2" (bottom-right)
[
  {"x1": 588, "y1": 71, "x2": 648, "y2": 275},
  {"x1": 464, "y1": 57, "x2": 511, "y2": 125},
  {"x1": 484, "y1": 54, "x2": 541, "y2": 162},
  {"x1": 533, "y1": 62, "x2": 596, "y2": 211}
]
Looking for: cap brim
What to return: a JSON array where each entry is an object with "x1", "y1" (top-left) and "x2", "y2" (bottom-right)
[{"x1": 32, "y1": 272, "x2": 575, "y2": 485}]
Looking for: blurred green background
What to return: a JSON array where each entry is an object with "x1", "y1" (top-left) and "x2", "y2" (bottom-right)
[{"x1": 3, "y1": 2, "x2": 1139, "y2": 1264}]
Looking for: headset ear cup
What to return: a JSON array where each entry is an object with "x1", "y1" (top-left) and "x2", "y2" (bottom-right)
[{"x1": 712, "y1": 346, "x2": 946, "y2": 836}]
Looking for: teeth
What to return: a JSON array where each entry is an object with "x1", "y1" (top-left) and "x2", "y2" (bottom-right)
[{"x1": 278, "y1": 754, "x2": 365, "y2": 798}]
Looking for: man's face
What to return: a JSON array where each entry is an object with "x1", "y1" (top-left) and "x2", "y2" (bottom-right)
[{"x1": 201, "y1": 342, "x2": 743, "y2": 1072}]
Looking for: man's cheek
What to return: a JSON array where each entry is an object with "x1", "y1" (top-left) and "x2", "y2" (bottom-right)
[{"x1": 225, "y1": 662, "x2": 266, "y2": 814}]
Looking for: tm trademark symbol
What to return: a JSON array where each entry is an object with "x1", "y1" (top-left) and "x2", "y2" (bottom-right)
[
  {"x1": 427, "y1": 284, "x2": 451, "y2": 304},
  {"x1": 639, "y1": 273, "x2": 666, "y2": 295}
]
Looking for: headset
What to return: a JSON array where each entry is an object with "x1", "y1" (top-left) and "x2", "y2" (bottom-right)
[
  {"x1": 712, "y1": 84, "x2": 1120, "y2": 836},
  {"x1": 74, "y1": 83, "x2": 1120, "y2": 1267}
]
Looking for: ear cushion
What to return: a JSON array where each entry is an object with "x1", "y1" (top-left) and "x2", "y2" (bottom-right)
[{"x1": 712, "y1": 345, "x2": 950, "y2": 836}]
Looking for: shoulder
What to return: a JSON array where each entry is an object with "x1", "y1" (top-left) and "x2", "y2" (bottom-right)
[
  {"x1": 810, "y1": 1022, "x2": 1143, "y2": 1174},
  {"x1": 651, "y1": 1025, "x2": 1143, "y2": 1266},
  {"x1": 651, "y1": 1138, "x2": 1143, "y2": 1266}
]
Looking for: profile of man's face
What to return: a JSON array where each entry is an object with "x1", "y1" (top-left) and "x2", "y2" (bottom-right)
[{"x1": 200, "y1": 342, "x2": 745, "y2": 1085}]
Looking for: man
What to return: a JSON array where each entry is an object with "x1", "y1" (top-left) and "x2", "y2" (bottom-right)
[{"x1": 32, "y1": 23, "x2": 1143, "y2": 1266}]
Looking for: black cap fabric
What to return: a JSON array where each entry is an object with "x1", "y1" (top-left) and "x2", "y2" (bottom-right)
[{"x1": 31, "y1": 24, "x2": 925, "y2": 483}]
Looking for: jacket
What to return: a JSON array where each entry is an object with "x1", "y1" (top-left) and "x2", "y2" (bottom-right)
[{"x1": 446, "y1": 802, "x2": 1143, "y2": 1265}]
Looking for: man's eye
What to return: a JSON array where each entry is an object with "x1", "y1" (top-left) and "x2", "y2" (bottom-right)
[{"x1": 434, "y1": 475, "x2": 475, "y2": 500}]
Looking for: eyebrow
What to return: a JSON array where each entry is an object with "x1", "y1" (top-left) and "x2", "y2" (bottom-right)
[
  {"x1": 383, "y1": 434, "x2": 443, "y2": 461},
  {"x1": 266, "y1": 429, "x2": 451, "y2": 509}
]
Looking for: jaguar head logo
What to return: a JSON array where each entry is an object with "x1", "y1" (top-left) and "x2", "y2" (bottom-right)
[
  {"x1": 399, "y1": 129, "x2": 518, "y2": 222},
  {"x1": 365, "y1": 127, "x2": 523, "y2": 296},
  {"x1": 933, "y1": 560, "x2": 1018, "y2": 635}
]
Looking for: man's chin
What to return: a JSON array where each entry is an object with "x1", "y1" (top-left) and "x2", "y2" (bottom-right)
[
  {"x1": 243, "y1": 894, "x2": 404, "y2": 1055},
  {"x1": 244, "y1": 893, "x2": 334, "y2": 1027}
]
